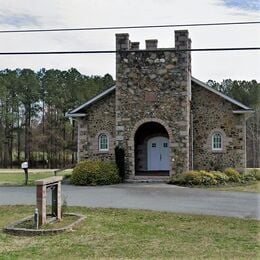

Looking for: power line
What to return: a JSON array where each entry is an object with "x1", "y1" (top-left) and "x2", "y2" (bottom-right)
[
  {"x1": 0, "y1": 47, "x2": 259, "y2": 55},
  {"x1": 0, "y1": 21, "x2": 259, "y2": 34}
]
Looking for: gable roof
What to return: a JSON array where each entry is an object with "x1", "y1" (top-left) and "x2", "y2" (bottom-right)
[
  {"x1": 66, "y1": 78, "x2": 253, "y2": 118},
  {"x1": 191, "y1": 77, "x2": 253, "y2": 111},
  {"x1": 66, "y1": 85, "x2": 116, "y2": 117}
]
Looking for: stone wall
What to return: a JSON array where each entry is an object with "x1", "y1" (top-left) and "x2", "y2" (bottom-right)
[
  {"x1": 74, "y1": 30, "x2": 247, "y2": 175},
  {"x1": 115, "y1": 30, "x2": 192, "y2": 177},
  {"x1": 78, "y1": 92, "x2": 116, "y2": 161},
  {"x1": 191, "y1": 82, "x2": 246, "y2": 171}
]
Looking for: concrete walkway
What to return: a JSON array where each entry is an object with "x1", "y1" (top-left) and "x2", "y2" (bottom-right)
[{"x1": 0, "y1": 183, "x2": 259, "y2": 219}]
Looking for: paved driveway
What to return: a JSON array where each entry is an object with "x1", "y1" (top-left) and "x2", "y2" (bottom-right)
[{"x1": 0, "y1": 183, "x2": 259, "y2": 219}]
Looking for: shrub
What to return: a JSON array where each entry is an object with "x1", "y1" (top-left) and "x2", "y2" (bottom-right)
[
  {"x1": 183, "y1": 171, "x2": 202, "y2": 185},
  {"x1": 168, "y1": 174, "x2": 186, "y2": 185},
  {"x1": 224, "y1": 168, "x2": 241, "y2": 182},
  {"x1": 168, "y1": 168, "x2": 259, "y2": 187},
  {"x1": 246, "y1": 169, "x2": 260, "y2": 181},
  {"x1": 71, "y1": 160, "x2": 120, "y2": 186},
  {"x1": 197, "y1": 171, "x2": 218, "y2": 186},
  {"x1": 210, "y1": 171, "x2": 229, "y2": 185},
  {"x1": 169, "y1": 170, "x2": 217, "y2": 186},
  {"x1": 115, "y1": 146, "x2": 125, "y2": 181},
  {"x1": 240, "y1": 169, "x2": 259, "y2": 183}
]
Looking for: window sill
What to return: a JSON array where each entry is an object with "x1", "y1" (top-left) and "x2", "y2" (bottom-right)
[
  {"x1": 98, "y1": 150, "x2": 109, "y2": 153},
  {"x1": 211, "y1": 150, "x2": 225, "y2": 154}
]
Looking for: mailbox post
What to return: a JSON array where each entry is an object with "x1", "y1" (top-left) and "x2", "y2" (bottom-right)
[{"x1": 21, "y1": 161, "x2": 29, "y2": 185}]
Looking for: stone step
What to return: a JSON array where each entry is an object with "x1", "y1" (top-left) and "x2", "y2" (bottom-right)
[{"x1": 126, "y1": 176, "x2": 169, "y2": 183}]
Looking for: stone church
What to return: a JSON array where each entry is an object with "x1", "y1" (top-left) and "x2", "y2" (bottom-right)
[{"x1": 67, "y1": 30, "x2": 253, "y2": 180}]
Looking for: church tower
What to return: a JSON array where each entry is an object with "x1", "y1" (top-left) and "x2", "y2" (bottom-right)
[{"x1": 115, "y1": 30, "x2": 192, "y2": 178}]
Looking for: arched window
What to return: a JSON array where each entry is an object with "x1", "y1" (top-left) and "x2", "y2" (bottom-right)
[
  {"x1": 99, "y1": 134, "x2": 109, "y2": 151},
  {"x1": 212, "y1": 132, "x2": 222, "y2": 151}
]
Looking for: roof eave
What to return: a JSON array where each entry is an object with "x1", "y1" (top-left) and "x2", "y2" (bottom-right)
[
  {"x1": 65, "y1": 113, "x2": 86, "y2": 118},
  {"x1": 68, "y1": 85, "x2": 116, "y2": 114},
  {"x1": 233, "y1": 110, "x2": 254, "y2": 114}
]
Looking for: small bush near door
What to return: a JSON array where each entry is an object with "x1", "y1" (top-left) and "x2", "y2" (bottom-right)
[
  {"x1": 115, "y1": 146, "x2": 125, "y2": 181},
  {"x1": 71, "y1": 160, "x2": 120, "y2": 186}
]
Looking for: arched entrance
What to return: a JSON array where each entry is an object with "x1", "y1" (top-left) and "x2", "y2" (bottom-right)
[{"x1": 134, "y1": 122, "x2": 170, "y2": 176}]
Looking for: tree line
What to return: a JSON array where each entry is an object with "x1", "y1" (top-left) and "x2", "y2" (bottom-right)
[
  {"x1": 0, "y1": 68, "x2": 258, "y2": 168},
  {"x1": 0, "y1": 68, "x2": 114, "y2": 168}
]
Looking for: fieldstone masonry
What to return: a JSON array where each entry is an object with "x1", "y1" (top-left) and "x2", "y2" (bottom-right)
[
  {"x1": 74, "y1": 30, "x2": 248, "y2": 179},
  {"x1": 192, "y1": 82, "x2": 246, "y2": 171},
  {"x1": 116, "y1": 30, "x2": 191, "y2": 177},
  {"x1": 78, "y1": 92, "x2": 116, "y2": 161}
]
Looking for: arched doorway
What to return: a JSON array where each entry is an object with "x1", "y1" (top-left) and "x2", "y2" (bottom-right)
[{"x1": 134, "y1": 122, "x2": 170, "y2": 176}]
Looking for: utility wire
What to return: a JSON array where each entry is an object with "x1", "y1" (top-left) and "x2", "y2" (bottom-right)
[
  {"x1": 0, "y1": 47, "x2": 259, "y2": 55},
  {"x1": 0, "y1": 21, "x2": 259, "y2": 33}
]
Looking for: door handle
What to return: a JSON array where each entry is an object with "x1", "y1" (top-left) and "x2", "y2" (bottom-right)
[{"x1": 160, "y1": 154, "x2": 162, "y2": 161}]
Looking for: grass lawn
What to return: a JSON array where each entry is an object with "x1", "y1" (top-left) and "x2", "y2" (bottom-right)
[
  {"x1": 210, "y1": 181, "x2": 260, "y2": 193},
  {"x1": 0, "y1": 206, "x2": 259, "y2": 259},
  {"x1": 0, "y1": 169, "x2": 72, "y2": 186}
]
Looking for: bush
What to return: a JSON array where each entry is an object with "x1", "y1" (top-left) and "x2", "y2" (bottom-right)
[
  {"x1": 245, "y1": 169, "x2": 260, "y2": 181},
  {"x1": 182, "y1": 171, "x2": 202, "y2": 185},
  {"x1": 210, "y1": 171, "x2": 229, "y2": 185},
  {"x1": 224, "y1": 168, "x2": 240, "y2": 182},
  {"x1": 169, "y1": 168, "x2": 257, "y2": 187},
  {"x1": 168, "y1": 174, "x2": 186, "y2": 185},
  {"x1": 198, "y1": 171, "x2": 218, "y2": 186},
  {"x1": 240, "y1": 169, "x2": 260, "y2": 183},
  {"x1": 71, "y1": 160, "x2": 120, "y2": 186},
  {"x1": 115, "y1": 146, "x2": 125, "y2": 181},
  {"x1": 169, "y1": 170, "x2": 217, "y2": 186}
]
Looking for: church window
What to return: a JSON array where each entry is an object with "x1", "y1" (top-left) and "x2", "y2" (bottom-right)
[
  {"x1": 99, "y1": 134, "x2": 109, "y2": 151},
  {"x1": 212, "y1": 132, "x2": 222, "y2": 151}
]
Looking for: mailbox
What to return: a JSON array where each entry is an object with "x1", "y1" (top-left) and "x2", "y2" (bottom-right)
[
  {"x1": 21, "y1": 162, "x2": 28, "y2": 169},
  {"x1": 21, "y1": 161, "x2": 29, "y2": 185}
]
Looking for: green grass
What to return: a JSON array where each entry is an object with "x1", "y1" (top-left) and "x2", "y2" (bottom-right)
[
  {"x1": 210, "y1": 181, "x2": 260, "y2": 193},
  {"x1": 0, "y1": 206, "x2": 259, "y2": 259},
  {"x1": 15, "y1": 215, "x2": 79, "y2": 230},
  {"x1": 0, "y1": 170, "x2": 72, "y2": 186}
]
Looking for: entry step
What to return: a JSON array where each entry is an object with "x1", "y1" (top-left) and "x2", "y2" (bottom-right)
[{"x1": 126, "y1": 176, "x2": 169, "y2": 183}]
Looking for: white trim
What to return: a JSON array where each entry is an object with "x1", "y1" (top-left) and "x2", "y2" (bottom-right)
[
  {"x1": 65, "y1": 113, "x2": 86, "y2": 118},
  {"x1": 233, "y1": 110, "x2": 254, "y2": 114},
  {"x1": 212, "y1": 132, "x2": 223, "y2": 151},
  {"x1": 191, "y1": 77, "x2": 252, "y2": 111},
  {"x1": 69, "y1": 85, "x2": 116, "y2": 114}
]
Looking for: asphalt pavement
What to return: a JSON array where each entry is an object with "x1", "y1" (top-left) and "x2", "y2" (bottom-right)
[{"x1": 0, "y1": 183, "x2": 259, "y2": 219}]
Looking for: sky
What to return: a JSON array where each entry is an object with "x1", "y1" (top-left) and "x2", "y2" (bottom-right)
[{"x1": 0, "y1": 0, "x2": 259, "y2": 82}]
